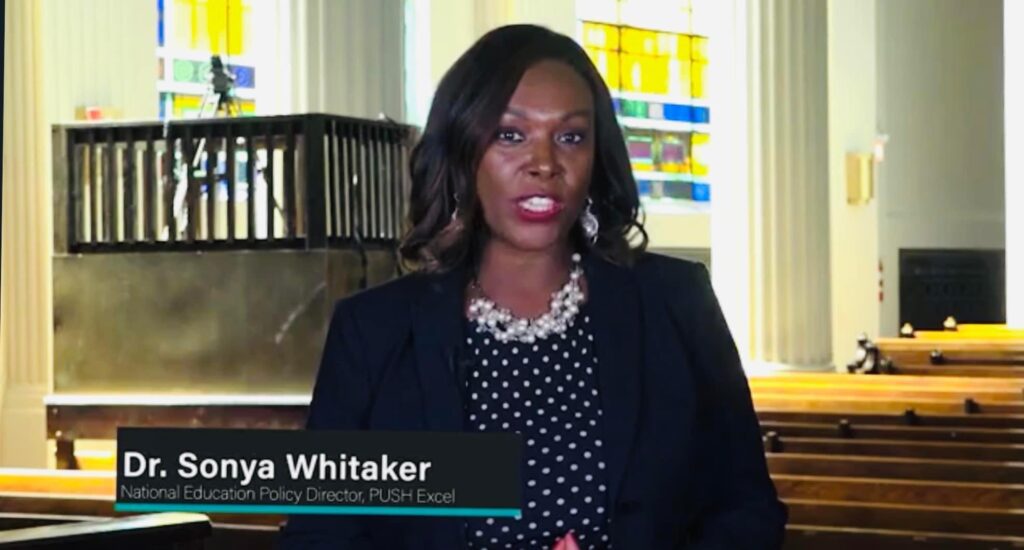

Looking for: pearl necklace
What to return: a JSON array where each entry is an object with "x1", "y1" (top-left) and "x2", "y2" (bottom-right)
[{"x1": 468, "y1": 253, "x2": 585, "y2": 344}]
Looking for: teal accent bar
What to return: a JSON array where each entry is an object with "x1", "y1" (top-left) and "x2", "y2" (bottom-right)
[{"x1": 115, "y1": 502, "x2": 521, "y2": 518}]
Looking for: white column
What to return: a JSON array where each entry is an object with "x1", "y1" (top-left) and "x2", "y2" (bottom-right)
[
  {"x1": 708, "y1": 0, "x2": 751, "y2": 364},
  {"x1": 1, "y1": 0, "x2": 53, "y2": 467},
  {"x1": 825, "y1": 0, "x2": 880, "y2": 367},
  {"x1": 745, "y1": 0, "x2": 831, "y2": 369},
  {"x1": 291, "y1": 0, "x2": 406, "y2": 120},
  {"x1": 40, "y1": 0, "x2": 157, "y2": 121},
  {"x1": 1007, "y1": 0, "x2": 1023, "y2": 328}
]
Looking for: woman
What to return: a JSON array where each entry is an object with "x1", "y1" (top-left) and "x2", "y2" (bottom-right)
[{"x1": 282, "y1": 24, "x2": 786, "y2": 549}]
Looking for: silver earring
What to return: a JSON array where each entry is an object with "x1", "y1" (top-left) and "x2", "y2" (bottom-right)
[
  {"x1": 581, "y1": 197, "x2": 599, "y2": 244},
  {"x1": 451, "y1": 193, "x2": 460, "y2": 222}
]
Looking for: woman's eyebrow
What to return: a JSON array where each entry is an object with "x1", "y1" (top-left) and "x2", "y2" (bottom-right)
[{"x1": 502, "y1": 108, "x2": 594, "y2": 121}]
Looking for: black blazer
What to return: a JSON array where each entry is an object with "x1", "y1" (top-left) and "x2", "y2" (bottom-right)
[{"x1": 281, "y1": 252, "x2": 787, "y2": 549}]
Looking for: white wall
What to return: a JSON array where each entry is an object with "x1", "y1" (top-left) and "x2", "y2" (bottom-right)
[
  {"x1": 826, "y1": 0, "x2": 880, "y2": 368},
  {"x1": 876, "y1": 0, "x2": 1005, "y2": 335}
]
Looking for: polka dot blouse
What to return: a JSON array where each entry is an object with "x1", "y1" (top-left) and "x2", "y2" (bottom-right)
[{"x1": 462, "y1": 304, "x2": 612, "y2": 550}]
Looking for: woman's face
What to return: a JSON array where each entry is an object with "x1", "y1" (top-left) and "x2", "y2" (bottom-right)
[{"x1": 475, "y1": 60, "x2": 595, "y2": 255}]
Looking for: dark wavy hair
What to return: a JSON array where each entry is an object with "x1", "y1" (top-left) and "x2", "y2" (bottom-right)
[{"x1": 399, "y1": 24, "x2": 648, "y2": 273}]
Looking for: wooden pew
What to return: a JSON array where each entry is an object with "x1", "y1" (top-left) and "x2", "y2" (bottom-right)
[
  {"x1": 44, "y1": 395, "x2": 307, "y2": 469},
  {"x1": 845, "y1": 332, "x2": 1024, "y2": 375},
  {"x1": 875, "y1": 338, "x2": 1024, "y2": 369},
  {"x1": 753, "y1": 372, "x2": 1024, "y2": 389},
  {"x1": 785, "y1": 498, "x2": 1024, "y2": 537},
  {"x1": 755, "y1": 363, "x2": 1024, "y2": 545},
  {"x1": 749, "y1": 378, "x2": 1024, "y2": 402},
  {"x1": 758, "y1": 409, "x2": 1024, "y2": 429},
  {"x1": 0, "y1": 512, "x2": 210, "y2": 548},
  {"x1": 0, "y1": 492, "x2": 282, "y2": 529},
  {"x1": 760, "y1": 420, "x2": 1024, "y2": 444},
  {"x1": 911, "y1": 324, "x2": 1024, "y2": 341},
  {"x1": 785, "y1": 524, "x2": 1024, "y2": 550},
  {"x1": 752, "y1": 394, "x2": 1024, "y2": 415},
  {"x1": 0, "y1": 469, "x2": 113, "y2": 497},
  {"x1": 764, "y1": 435, "x2": 1024, "y2": 461},
  {"x1": 877, "y1": 338, "x2": 1024, "y2": 356},
  {"x1": 0, "y1": 513, "x2": 97, "y2": 531},
  {"x1": 0, "y1": 494, "x2": 280, "y2": 549},
  {"x1": 0, "y1": 468, "x2": 283, "y2": 549},
  {"x1": 957, "y1": 324, "x2": 1024, "y2": 337},
  {"x1": 773, "y1": 474, "x2": 1024, "y2": 509},
  {"x1": 885, "y1": 364, "x2": 1024, "y2": 377},
  {"x1": 767, "y1": 453, "x2": 1024, "y2": 484}
]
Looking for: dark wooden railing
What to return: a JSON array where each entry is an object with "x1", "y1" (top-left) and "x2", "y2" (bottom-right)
[{"x1": 54, "y1": 114, "x2": 416, "y2": 253}]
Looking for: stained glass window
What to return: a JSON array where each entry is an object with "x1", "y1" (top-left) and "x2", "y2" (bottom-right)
[
  {"x1": 157, "y1": 0, "x2": 258, "y2": 119},
  {"x1": 578, "y1": 0, "x2": 711, "y2": 211}
]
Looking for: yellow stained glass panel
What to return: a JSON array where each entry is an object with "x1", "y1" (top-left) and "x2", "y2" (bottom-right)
[
  {"x1": 585, "y1": 47, "x2": 621, "y2": 90},
  {"x1": 691, "y1": 36, "x2": 708, "y2": 62},
  {"x1": 620, "y1": 28, "x2": 658, "y2": 55},
  {"x1": 646, "y1": 57, "x2": 669, "y2": 95},
  {"x1": 582, "y1": 22, "x2": 619, "y2": 51},
  {"x1": 171, "y1": 93, "x2": 254, "y2": 118},
  {"x1": 167, "y1": 0, "x2": 249, "y2": 55},
  {"x1": 691, "y1": 60, "x2": 706, "y2": 98},
  {"x1": 667, "y1": 58, "x2": 691, "y2": 98},
  {"x1": 676, "y1": 35, "x2": 692, "y2": 61},
  {"x1": 691, "y1": 132, "x2": 710, "y2": 176},
  {"x1": 620, "y1": 53, "x2": 643, "y2": 92},
  {"x1": 656, "y1": 32, "x2": 680, "y2": 58}
]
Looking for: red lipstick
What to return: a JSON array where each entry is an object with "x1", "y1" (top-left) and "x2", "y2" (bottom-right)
[{"x1": 514, "y1": 194, "x2": 564, "y2": 223}]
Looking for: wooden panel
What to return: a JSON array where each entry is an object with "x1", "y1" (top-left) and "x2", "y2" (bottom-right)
[
  {"x1": 767, "y1": 453, "x2": 1024, "y2": 484},
  {"x1": 773, "y1": 474, "x2": 1024, "y2": 509},
  {"x1": 785, "y1": 498, "x2": 1024, "y2": 537}
]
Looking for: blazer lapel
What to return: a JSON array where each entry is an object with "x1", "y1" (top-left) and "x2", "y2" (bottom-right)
[
  {"x1": 582, "y1": 254, "x2": 642, "y2": 510},
  {"x1": 411, "y1": 265, "x2": 469, "y2": 432}
]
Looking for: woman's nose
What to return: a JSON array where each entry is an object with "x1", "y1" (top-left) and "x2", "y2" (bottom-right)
[{"x1": 527, "y1": 142, "x2": 562, "y2": 178}]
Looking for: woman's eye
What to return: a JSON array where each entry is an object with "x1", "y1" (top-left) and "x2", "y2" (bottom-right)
[
  {"x1": 559, "y1": 131, "x2": 586, "y2": 145},
  {"x1": 496, "y1": 129, "x2": 525, "y2": 143}
]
